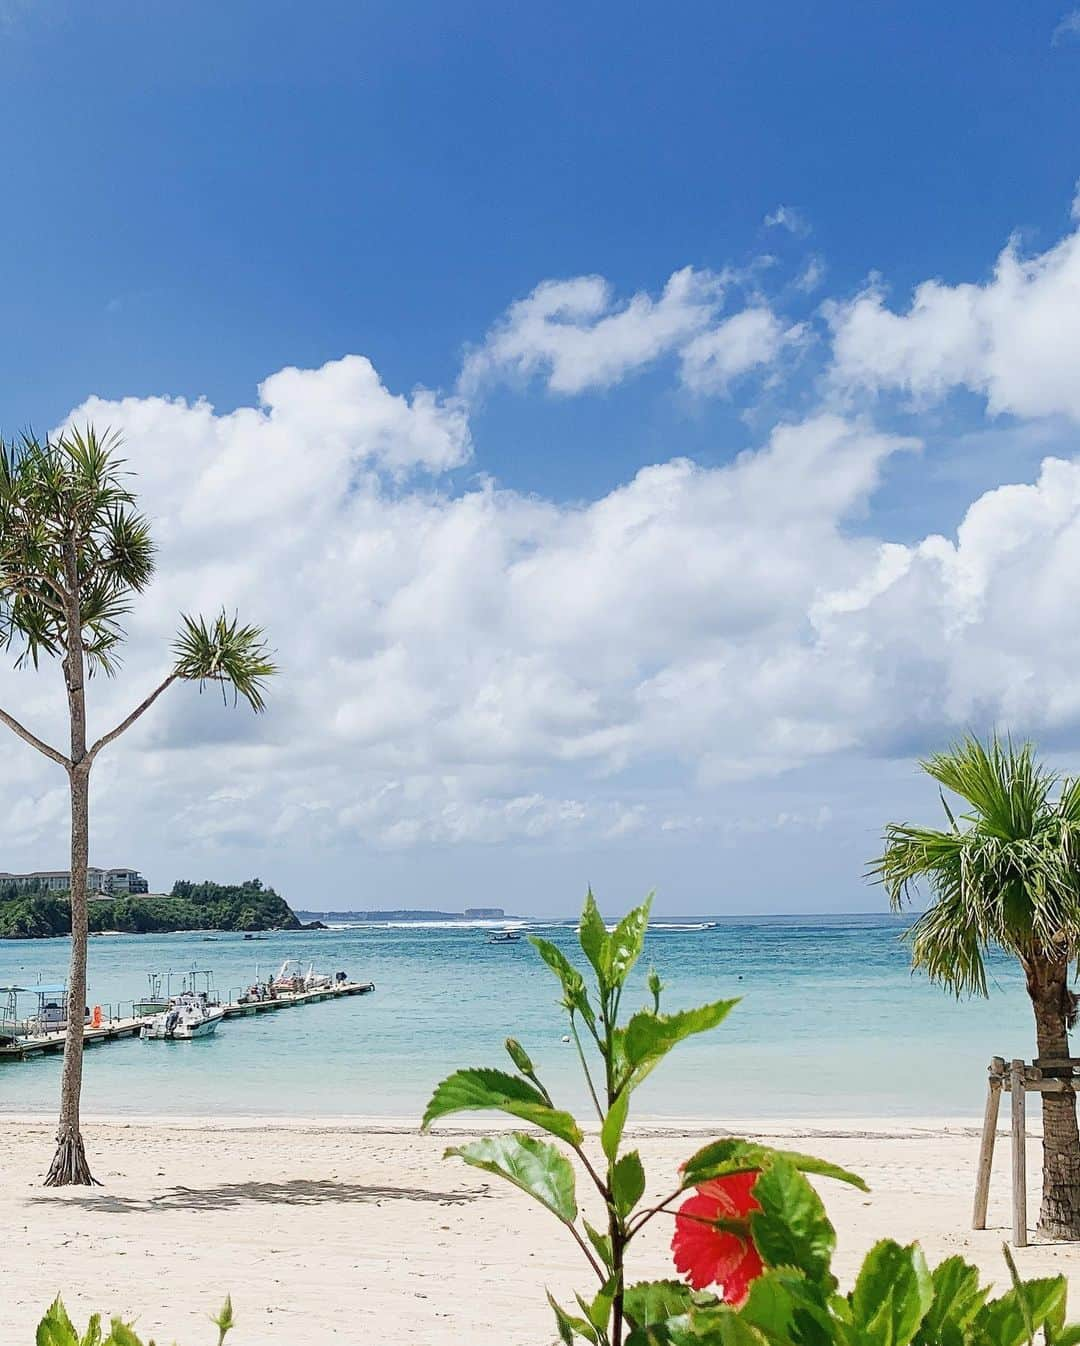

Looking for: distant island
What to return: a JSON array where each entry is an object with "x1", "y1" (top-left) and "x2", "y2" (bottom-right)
[
  {"x1": 0, "y1": 878, "x2": 309, "y2": 939},
  {"x1": 295, "y1": 906, "x2": 511, "y2": 922}
]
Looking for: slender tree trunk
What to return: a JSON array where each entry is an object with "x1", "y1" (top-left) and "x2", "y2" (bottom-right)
[
  {"x1": 44, "y1": 543, "x2": 97, "y2": 1187},
  {"x1": 1026, "y1": 953, "x2": 1080, "y2": 1239}
]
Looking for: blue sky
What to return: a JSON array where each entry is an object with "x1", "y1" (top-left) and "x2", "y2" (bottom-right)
[{"x1": 3, "y1": 3, "x2": 1080, "y2": 913}]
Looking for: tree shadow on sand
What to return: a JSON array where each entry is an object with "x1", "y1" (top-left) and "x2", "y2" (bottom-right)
[{"x1": 31, "y1": 1178, "x2": 491, "y2": 1214}]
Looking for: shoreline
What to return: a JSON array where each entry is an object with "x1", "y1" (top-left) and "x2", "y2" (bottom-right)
[{"x1": 4, "y1": 1112, "x2": 1077, "y2": 1344}]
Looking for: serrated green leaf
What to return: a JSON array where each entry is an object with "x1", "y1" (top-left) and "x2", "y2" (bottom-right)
[
  {"x1": 103, "y1": 1322, "x2": 143, "y2": 1346},
  {"x1": 81, "y1": 1316, "x2": 103, "y2": 1346},
  {"x1": 584, "y1": 1218, "x2": 614, "y2": 1270},
  {"x1": 602, "y1": 1091, "x2": 630, "y2": 1161},
  {"x1": 975, "y1": 1276, "x2": 1068, "y2": 1346},
  {"x1": 612, "y1": 1148, "x2": 646, "y2": 1217},
  {"x1": 36, "y1": 1298, "x2": 80, "y2": 1346},
  {"x1": 850, "y1": 1240, "x2": 933, "y2": 1346},
  {"x1": 529, "y1": 936, "x2": 597, "y2": 1028},
  {"x1": 914, "y1": 1256, "x2": 987, "y2": 1346},
  {"x1": 681, "y1": 1138, "x2": 868, "y2": 1193},
  {"x1": 423, "y1": 1067, "x2": 583, "y2": 1145},
  {"x1": 624, "y1": 1281, "x2": 698, "y2": 1330},
  {"x1": 446, "y1": 1132, "x2": 578, "y2": 1222},
  {"x1": 579, "y1": 890, "x2": 609, "y2": 985},
  {"x1": 548, "y1": 1291, "x2": 599, "y2": 1344},
  {"x1": 605, "y1": 896, "x2": 653, "y2": 987},
  {"x1": 667, "y1": 1307, "x2": 767, "y2": 1345},
  {"x1": 750, "y1": 1160, "x2": 836, "y2": 1283},
  {"x1": 624, "y1": 1001, "x2": 738, "y2": 1081},
  {"x1": 577, "y1": 1277, "x2": 617, "y2": 1335}
]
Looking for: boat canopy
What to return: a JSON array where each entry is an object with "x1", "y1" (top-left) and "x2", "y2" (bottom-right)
[{"x1": 0, "y1": 984, "x2": 66, "y2": 997}]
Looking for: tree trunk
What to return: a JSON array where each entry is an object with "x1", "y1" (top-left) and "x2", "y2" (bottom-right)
[
  {"x1": 1026, "y1": 953, "x2": 1080, "y2": 1239},
  {"x1": 45, "y1": 545, "x2": 97, "y2": 1187}
]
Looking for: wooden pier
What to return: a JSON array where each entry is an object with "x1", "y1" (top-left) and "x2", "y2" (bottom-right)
[{"x1": 0, "y1": 979, "x2": 375, "y2": 1061}]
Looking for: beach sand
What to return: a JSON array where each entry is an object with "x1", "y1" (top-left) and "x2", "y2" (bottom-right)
[{"x1": 3, "y1": 1115, "x2": 1080, "y2": 1343}]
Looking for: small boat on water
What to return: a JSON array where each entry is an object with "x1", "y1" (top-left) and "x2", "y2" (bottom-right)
[
  {"x1": 487, "y1": 929, "x2": 522, "y2": 944},
  {"x1": 141, "y1": 969, "x2": 225, "y2": 1040},
  {"x1": 269, "y1": 959, "x2": 334, "y2": 993},
  {"x1": 142, "y1": 995, "x2": 225, "y2": 1040}
]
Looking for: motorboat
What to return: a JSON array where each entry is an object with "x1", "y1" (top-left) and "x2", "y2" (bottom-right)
[
  {"x1": 487, "y1": 929, "x2": 522, "y2": 944},
  {"x1": 270, "y1": 959, "x2": 333, "y2": 993},
  {"x1": 0, "y1": 984, "x2": 87, "y2": 1041},
  {"x1": 142, "y1": 993, "x2": 224, "y2": 1040}
]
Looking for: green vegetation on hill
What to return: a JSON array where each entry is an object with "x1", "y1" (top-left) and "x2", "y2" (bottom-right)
[{"x1": 0, "y1": 878, "x2": 301, "y2": 938}]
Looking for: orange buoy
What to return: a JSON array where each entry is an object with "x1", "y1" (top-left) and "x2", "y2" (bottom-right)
[{"x1": 91, "y1": 1005, "x2": 102, "y2": 1028}]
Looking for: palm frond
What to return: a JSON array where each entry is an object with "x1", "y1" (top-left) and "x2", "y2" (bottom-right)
[
  {"x1": 172, "y1": 610, "x2": 277, "y2": 712},
  {"x1": 871, "y1": 733, "x2": 1080, "y2": 996}
]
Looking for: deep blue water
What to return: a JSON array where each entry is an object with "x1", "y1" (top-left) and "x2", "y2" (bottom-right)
[{"x1": 0, "y1": 914, "x2": 1035, "y2": 1119}]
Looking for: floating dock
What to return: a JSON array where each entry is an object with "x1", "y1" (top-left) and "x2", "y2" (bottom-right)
[{"x1": 0, "y1": 979, "x2": 375, "y2": 1061}]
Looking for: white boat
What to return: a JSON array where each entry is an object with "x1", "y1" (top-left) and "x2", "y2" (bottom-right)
[
  {"x1": 270, "y1": 959, "x2": 333, "y2": 993},
  {"x1": 142, "y1": 994, "x2": 225, "y2": 1040}
]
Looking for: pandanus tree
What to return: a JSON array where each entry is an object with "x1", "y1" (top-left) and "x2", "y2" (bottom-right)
[
  {"x1": 0, "y1": 427, "x2": 276, "y2": 1186},
  {"x1": 871, "y1": 734, "x2": 1080, "y2": 1240}
]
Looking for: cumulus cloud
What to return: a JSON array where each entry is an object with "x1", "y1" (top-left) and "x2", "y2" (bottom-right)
[
  {"x1": 459, "y1": 267, "x2": 726, "y2": 395},
  {"x1": 680, "y1": 308, "x2": 806, "y2": 395},
  {"x1": 8, "y1": 255, "x2": 1080, "y2": 882},
  {"x1": 828, "y1": 205, "x2": 1080, "y2": 420}
]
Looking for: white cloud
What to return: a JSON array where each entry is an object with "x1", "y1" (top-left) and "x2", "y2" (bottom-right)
[
  {"x1": 460, "y1": 267, "x2": 726, "y2": 395},
  {"x1": 828, "y1": 204, "x2": 1080, "y2": 420},
  {"x1": 680, "y1": 308, "x2": 806, "y2": 395},
  {"x1": 764, "y1": 205, "x2": 811, "y2": 238},
  {"x1": 1052, "y1": 9, "x2": 1080, "y2": 42}
]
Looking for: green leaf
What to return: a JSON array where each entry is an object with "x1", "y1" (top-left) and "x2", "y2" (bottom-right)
[
  {"x1": 37, "y1": 1299, "x2": 80, "y2": 1346},
  {"x1": 577, "y1": 1278, "x2": 617, "y2": 1335},
  {"x1": 529, "y1": 936, "x2": 597, "y2": 1028},
  {"x1": 623, "y1": 1001, "x2": 738, "y2": 1080},
  {"x1": 102, "y1": 1322, "x2": 144, "y2": 1346},
  {"x1": 850, "y1": 1240, "x2": 933, "y2": 1346},
  {"x1": 740, "y1": 1267, "x2": 834, "y2": 1343},
  {"x1": 750, "y1": 1160, "x2": 836, "y2": 1283},
  {"x1": 423, "y1": 1067, "x2": 584, "y2": 1146},
  {"x1": 584, "y1": 1218, "x2": 614, "y2": 1270},
  {"x1": 914, "y1": 1256, "x2": 987, "y2": 1346},
  {"x1": 81, "y1": 1317, "x2": 104, "y2": 1346},
  {"x1": 666, "y1": 1307, "x2": 766, "y2": 1345},
  {"x1": 579, "y1": 890, "x2": 610, "y2": 985},
  {"x1": 548, "y1": 1291, "x2": 599, "y2": 1344},
  {"x1": 624, "y1": 1281, "x2": 698, "y2": 1330},
  {"x1": 975, "y1": 1276, "x2": 1068, "y2": 1346},
  {"x1": 445, "y1": 1132, "x2": 578, "y2": 1222},
  {"x1": 505, "y1": 1037, "x2": 536, "y2": 1076},
  {"x1": 612, "y1": 1149, "x2": 647, "y2": 1217},
  {"x1": 605, "y1": 896, "x2": 653, "y2": 988},
  {"x1": 681, "y1": 1138, "x2": 868, "y2": 1193},
  {"x1": 602, "y1": 1091, "x2": 630, "y2": 1161}
]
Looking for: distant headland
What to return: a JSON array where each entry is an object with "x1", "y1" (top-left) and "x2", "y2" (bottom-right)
[
  {"x1": 295, "y1": 907, "x2": 511, "y2": 923},
  {"x1": 0, "y1": 878, "x2": 317, "y2": 939}
]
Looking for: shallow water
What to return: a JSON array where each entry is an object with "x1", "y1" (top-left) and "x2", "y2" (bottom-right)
[{"x1": 0, "y1": 914, "x2": 1034, "y2": 1119}]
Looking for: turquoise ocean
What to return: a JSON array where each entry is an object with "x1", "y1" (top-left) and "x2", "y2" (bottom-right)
[{"x1": 0, "y1": 914, "x2": 1038, "y2": 1120}]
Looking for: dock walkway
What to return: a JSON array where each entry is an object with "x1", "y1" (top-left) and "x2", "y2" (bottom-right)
[{"x1": 0, "y1": 979, "x2": 375, "y2": 1061}]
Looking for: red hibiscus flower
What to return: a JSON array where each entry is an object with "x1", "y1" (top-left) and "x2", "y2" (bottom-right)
[{"x1": 671, "y1": 1170, "x2": 764, "y2": 1305}]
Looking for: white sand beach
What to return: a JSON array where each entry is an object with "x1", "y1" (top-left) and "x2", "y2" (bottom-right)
[{"x1": 3, "y1": 1115, "x2": 1080, "y2": 1344}]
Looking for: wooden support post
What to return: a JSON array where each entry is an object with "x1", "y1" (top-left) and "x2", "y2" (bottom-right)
[
  {"x1": 1010, "y1": 1058, "x2": 1028, "y2": 1248},
  {"x1": 972, "y1": 1068, "x2": 1002, "y2": 1230}
]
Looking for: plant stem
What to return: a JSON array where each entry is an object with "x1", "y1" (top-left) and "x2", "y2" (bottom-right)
[{"x1": 571, "y1": 1018, "x2": 604, "y2": 1121}]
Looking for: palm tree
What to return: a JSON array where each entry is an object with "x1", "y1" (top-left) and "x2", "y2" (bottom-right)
[
  {"x1": 871, "y1": 733, "x2": 1080, "y2": 1240},
  {"x1": 0, "y1": 427, "x2": 276, "y2": 1186}
]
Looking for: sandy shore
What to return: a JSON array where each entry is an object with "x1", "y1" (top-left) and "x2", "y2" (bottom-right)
[{"x1": 2, "y1": 1114, "x2": 1080, "y2": 1344}]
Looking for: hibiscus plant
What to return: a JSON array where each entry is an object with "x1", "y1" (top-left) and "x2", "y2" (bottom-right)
[
  {"x1": 35, "y1": 1295, "x2": 233, "y2": 1345},
  {"x1": 423, "y1": 893, "x2": 1080, "y2": 1346}
]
